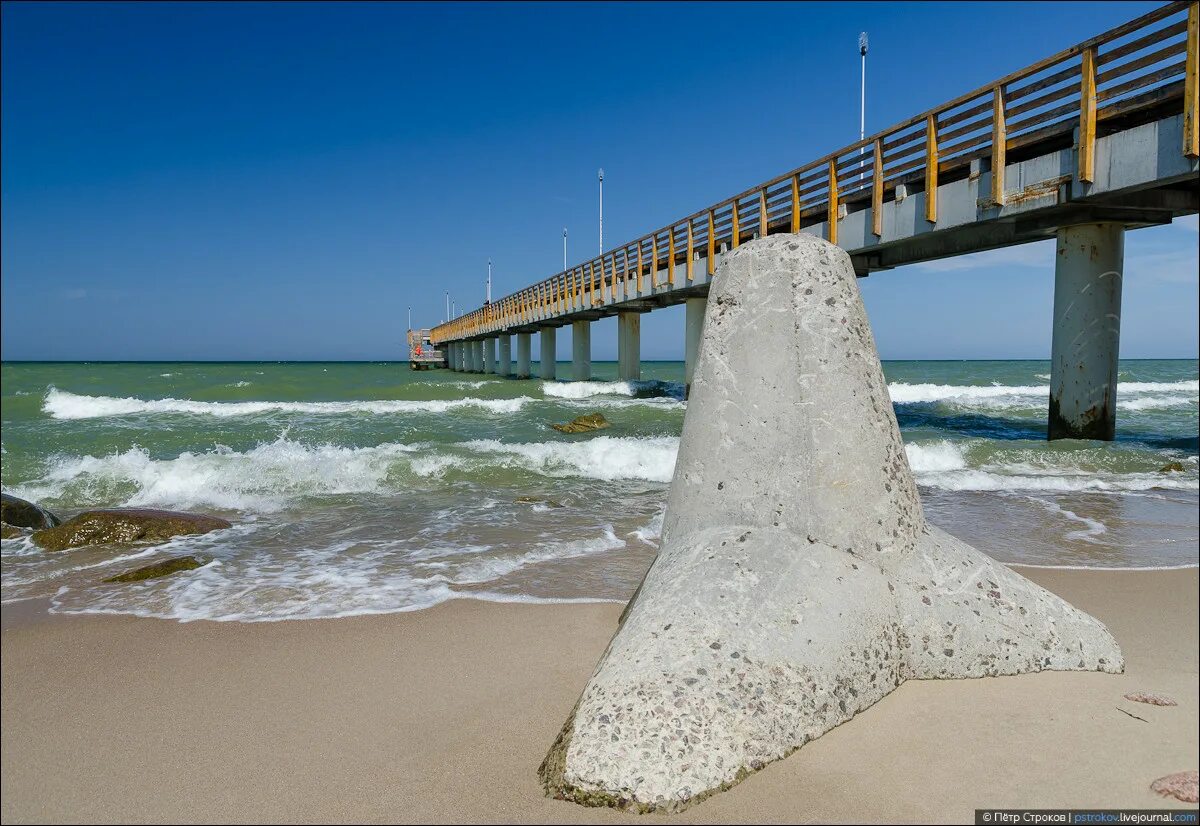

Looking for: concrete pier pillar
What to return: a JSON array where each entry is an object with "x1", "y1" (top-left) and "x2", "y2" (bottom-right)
[
  {"x1": 468, "y1": 341, "x2": 479, "y2": 372},
  {"x1": 516, "y1": 333, "x2": 532, "y2": 379},
  {"x1": 473, "y1": 340, "x2": 484, "y2": 373},
  {"x1": 451, "y1": 342, "x2": 460, "y2": 371},
  {"x1": 539, "y1": 327, "x2": 557, "y2": 380},
  {"x1": 483, "y1": 338, "x2": 497, "y2": 374},
  {"x1": 571, "y1": 320, "x2": 592, "y2": 381},
  {"x1": 1049, "y1": 223, "x2": 1125, "y2": 441},
  {"x1": 459, "y1": 342, "x2": 467, "y2": 372},
  {"x1": 618, "y1": 312, "x2": 641, "y2": 381},
  {"x1": 497, "y1": 335, "x2": 512, "y2": 377},
  {"x1": 685, "y1": 297, "x2": 706, "y2": 397}
]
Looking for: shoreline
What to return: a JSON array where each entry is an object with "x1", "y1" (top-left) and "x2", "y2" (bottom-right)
[
  {"x1": 4, "y1": 559, "x2": 1197, "y2": 631},
  {"x1": 3, "y1": 566, "x2": 1197, "y2": 823}
]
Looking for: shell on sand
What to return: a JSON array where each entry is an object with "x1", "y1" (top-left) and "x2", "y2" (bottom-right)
[
  {"x1": 1151, "y1": 770, "x2": 1198, "y2": 804},
  {"x1": 1123, "y1": 691, "x2": 1178, "y2": 706}
]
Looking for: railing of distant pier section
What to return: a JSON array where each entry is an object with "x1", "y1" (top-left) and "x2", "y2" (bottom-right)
[{"x1": 431, "y1": 1, "x2": 1199, "y2": 346}]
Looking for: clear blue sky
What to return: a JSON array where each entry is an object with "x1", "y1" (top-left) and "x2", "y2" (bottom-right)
[{"x1": 2, "y1": 1, "x2": 1196, "y2": 361}]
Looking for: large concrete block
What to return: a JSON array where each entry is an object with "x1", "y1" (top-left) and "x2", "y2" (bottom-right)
[{"x1": 540, "y1": 234, "x2": 1122, "y2": 813}]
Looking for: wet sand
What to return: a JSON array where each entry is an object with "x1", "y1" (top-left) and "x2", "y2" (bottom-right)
[{"x1": 2, "y1": 567, "x2": 1197, "y2": 824}]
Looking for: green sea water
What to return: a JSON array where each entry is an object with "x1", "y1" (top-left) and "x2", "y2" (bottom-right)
[{"x1": 1, "y1": 359, "x2": 1196, "y2": 621}]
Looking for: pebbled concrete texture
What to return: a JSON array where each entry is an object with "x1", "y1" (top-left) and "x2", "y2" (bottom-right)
[{"x1": 539, "y1": 234, "x2": 1123, "y2": 813}]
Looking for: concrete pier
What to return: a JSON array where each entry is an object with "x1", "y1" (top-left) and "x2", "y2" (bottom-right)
[
  {"x1": 684, "y1": 297, "x2": 706, "y2": 396},
  {"x1": 516, "y1": 333, "x2": 532, "y2": 379},
  {"x1": 1049, "y1": 223, "x2": 1125, "y2": 441},
  {"x1": 617, "y1": 312, "x2": 641, "y2": 381},
  {"x1": 539, "y1": 327, "x2": 557, "y2": 380},
  {"x1": 483, "y1": 338, "x2": 497, "y2": 374},
  {"x1": 497, "y1": 334, "x2": 512, "y2": 377},
  {"x1": 571, "y1": 320, "x2": 591, "y2": 381},
  {"x1": 470, "y1": 340, "x2": 482, "y2": 373},
  {"x1": 458, "y1": 343, "x2": 467, "y2": 372}
]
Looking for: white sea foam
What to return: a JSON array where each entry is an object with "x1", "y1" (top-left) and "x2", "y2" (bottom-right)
[
  {"x1": 462, "y1": 436, "x2": 679, "y2": 483},
  {"x1": 445, "y1": 526, "x2": 626, "y2": 585},
  {"x1": 1031, "y1": 498, "x2": 1108, "y2": 543},
  {"x1": 10, "y1": 433, "x2": 682, "y2": 515},
  {"x1": 541, "y1": 379, "x2": 684, "y2": 400},
  {"x1": 904, "y1": 440, "x2": 1198, "y2": 493},
  {"x1": 12, "y1": 436, "x2": 423, "y2": 512},
  {"x1": 542, "y1": 380, "x2": 637, "y2": 399},
  {"x1": 887, "y1": 379, "x2": 1198, "y2": 410},
  {"x1": 44, "y1": 522, "x2": 628, "y2": 622},
  {"x1": 42, "y1": 388, "x2": 533, "y2": 419},
  {"x1": 629, "y1": 507, "x2": 666, "y2": 547}
]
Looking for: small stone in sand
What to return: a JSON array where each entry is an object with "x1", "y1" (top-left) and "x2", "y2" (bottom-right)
[
  {"x1": 1151, "y1": 770, "x2": 1198, "y2": 803},
  {"x1": 1123, "y1": 691, "x2": 1177, "y2": 706}
]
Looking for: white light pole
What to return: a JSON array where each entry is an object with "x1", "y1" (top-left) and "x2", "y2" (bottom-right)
[
  {"x1": 486, "y1": 259, "x2": 492, "y2": 304},
  {"x1": 407, "y1": 306, "x2": 412, "y2": 331},
  {"x1": 563, "y1": 227, "x2": 568, "y2": 269},
  {"x1": 859, "y1": 32, "x2": 869, "y2": 181},
  {"x1": 598, "y1": 168, "x2": 604, "y2": 254},
  {"x1": 445, "y1": 290, "x2": 449, "y2": 324},
  {"x1": 451, "y1": 300, "x2": 456, "y2": 318}
]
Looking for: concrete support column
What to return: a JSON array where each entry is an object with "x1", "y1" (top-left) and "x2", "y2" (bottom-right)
[
  {"x1": 447, "y1": 342, "x2": 456, "y2": 371},
  {"x1": 473, "y1": 340, "x2": 484, "y2": 373},
  {"x1": 466, "y1": 341, "x2": 477, "y2": 372},
  {"x1": 516, "y1": 333, "x2": 532, "y2": 379},
  {"x1": 618, "y1": 312, "x2": 641, "y2": 381},
  {"x1": 458, "y1": 342, "x2": 467, "y2": 372},
  {"x1": 685, "y1": 297, "x2": 707, "y2": 397},
  {"x1": 497, "y1": 335, "x2": 512, "y2": 377},
  {"x1": 1049, "y1": 223, "x2": 1125, "y2": 441},
  {"x1": 539, "y1": 327, "x2": 557, "y2": 380},
  {"x1": 483, "y1": 338, "x2": 497, "y2": 374},
  {"x1": 571, "y1": 320, "x2": 592, "y2": 381}
]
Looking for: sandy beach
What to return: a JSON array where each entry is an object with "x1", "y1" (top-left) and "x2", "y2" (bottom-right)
[{"x1": 2, "y1": 566, "x2": 1196, "y2": 824}]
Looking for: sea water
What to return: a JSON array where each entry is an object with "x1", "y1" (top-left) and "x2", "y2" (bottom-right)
[{"x1": 1, "y1": 360, "x2": 1196, "y2": 621}]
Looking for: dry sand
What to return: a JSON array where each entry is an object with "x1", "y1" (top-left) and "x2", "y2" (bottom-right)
[{"x1": 2, "y1": 567, "x2": 1197, "y2": 824}]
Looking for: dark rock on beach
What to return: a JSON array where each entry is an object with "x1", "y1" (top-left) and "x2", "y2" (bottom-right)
[
  {"x1": 103, "y1": 555, "x2": 209, "y2": 583},
  {"x1": 1159, "y1": 461, "x2": 1186, "y2": 473},
  {"x1": 32, "y1": 509, "x2": 232, "y2": 552},
  {"x1": 1, "y1": 524, "x2": 28, "y2": 540},
  {"x1": 1, "y1": 493, "x2": 61, "y2": 530},
  {"x1": 551, "y1": 413, "x2": 610, "y2": 434}
]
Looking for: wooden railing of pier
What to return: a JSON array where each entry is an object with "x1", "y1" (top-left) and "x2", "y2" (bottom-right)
[{"x1": 432, "y1": 1, "x2": 1198, "y2": 346}]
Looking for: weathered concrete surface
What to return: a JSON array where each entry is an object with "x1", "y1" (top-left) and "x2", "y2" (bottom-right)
[
  {"x1": 1049, "y1": 222, "x2": 1124, "y2": 441},
  {"x1": 540, "y1": 234, "x2": 1122, "y2": 813}
]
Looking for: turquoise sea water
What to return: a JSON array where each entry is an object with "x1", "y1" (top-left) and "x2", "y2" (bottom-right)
[{"x1": 1, "y1": 359, "x2": 1196, "y2": 621}]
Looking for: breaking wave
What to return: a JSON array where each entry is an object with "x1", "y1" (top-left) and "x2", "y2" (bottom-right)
[
  {"x1": 888, "y1": 379, "x2": 1197, "y2": 411},
  {"x1": 8, "y1": 435, "x2": 681, "y2": 513},
  {"x1": 42, "y1": 388, "x2": 533, "y2": 420},
  {"x1": 904, "y1": 440, "x2": 1198, "y2": 493}
]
